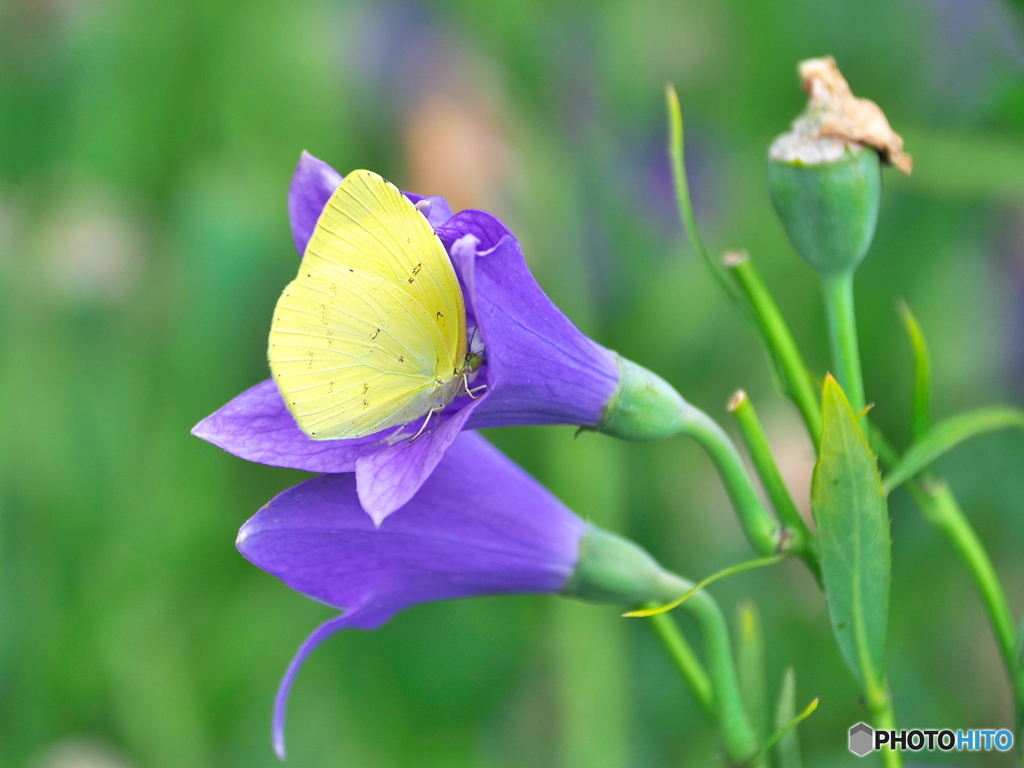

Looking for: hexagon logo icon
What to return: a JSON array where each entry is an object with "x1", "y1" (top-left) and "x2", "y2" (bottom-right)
[{"x1": 849, "y1": 722, "x2": 874, "y2": 757}]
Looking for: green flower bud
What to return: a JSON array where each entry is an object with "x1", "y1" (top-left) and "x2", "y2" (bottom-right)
[
  {"x1": 767, "y1": 56, "x2": 910, "y2": 277},
  {"x1": 767, "y1": 144, "x2": 880, "y2": 276},
  {"x1": 563, "y1": 524, "x2": 689, "y2": 605}
]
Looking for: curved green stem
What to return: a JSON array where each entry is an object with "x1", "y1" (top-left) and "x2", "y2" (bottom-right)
[
  {"x1": 729, "y1": 390, "x2": 820, "y2": 579},
  {"x1": 822, "y1": 270, "x2": 865, "y2": 414},
  {"x1": 915, "y1": 481, "x2": 1017, "y2": 683},
  {"x1": 680, "y1": 403, "x2": 783, "y2": 557},
  {"x1": 724, "y1": 253, "x2": 822, "y2": 442},
  {"x1": 631, "y1": 568, "x2": 760, "y2": 762},
  {"x1": 646, "y1": 610, "x2": 714, "y2": 718},
  {"x1": 600, "y1": 358, "x2": 783, "y2": 557},
  {"x1": 685, "y1": 589, "x2": 762, "y2": 764}
]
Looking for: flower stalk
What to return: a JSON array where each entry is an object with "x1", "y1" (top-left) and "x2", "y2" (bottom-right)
[
  {"x1": 679, "y1": 407, "x2": 784, "y2": 558},
  {"x1": 646, "y1": 611, "x2": 713, "y2": 717},
  {"x1": 822, "y1": 270, "x2": 865, "y2": 414},
  {"x1": 724, "y1": 253, "x2": 822, "y2": 442},
  {"x1": 564, "y1": 526, "x2": 761, "y2": 764},
  {"x1": 914, "y1": 481, "x2": 1018, "y2": 697},
  {"x1": 688, "y1": 588, "x2": 763, "y2": 766},
  {"x1": 600, "y1": 359, "x2": 783, "y2": 557},
  {"x1": 728, "y1": 390, "x2": 819, "y2": 577},
  {"x1": 865, "y1": 682, "x2": 902, "y2": 768},
  {"x1": 873, "y1": 428, "x2": 1024, "y2": 741}
]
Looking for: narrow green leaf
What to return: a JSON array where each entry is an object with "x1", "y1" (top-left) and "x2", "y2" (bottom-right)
[
  {"x1": 773, "y1": 667, "x2": 802, "y2": 768},
  {"x1": 751, "y1": 689, "x2": 817, "y2": 765},
  {"x1": 666, "y1": 84, "x2": 739, "y2": 305},
  {"x1": 897, "y1": 301, "x2": 932, "y2": 441},
  {"x1": 736, "y1": 601, "x2": 768, "y2": 740},
  {"x1": 666, "y1": 85, "x2": 771, "y2": 353},
  {"x1": 883, "y1": 407, "x2": 1024, "y2": 493},
  {"x1": 812, "y1": 376, "x2": 890, "y2": 688},
  {"x1": 622, "y1": 554, "x2": 786, "y2": 617}
]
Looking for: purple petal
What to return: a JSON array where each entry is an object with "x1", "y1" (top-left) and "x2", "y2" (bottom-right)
[
  {"x1": 288, "y1": 152, "x2": 342, "y2": 255},
  {"x1": 237, "y1": 432, "x2": 583, "y2": 610},
  {"x1": 192, "y1": 380, "x2": 383, "y2": 473},
  {"x1": 403, "y1": 193, "x2": 455, "y2": 228},
  {"x1": 354, "y1": 398, "x2": 483, "y2": 524},
  {"x1": 272, "y1": 613, "x2": 356, "y2": 759},
  {"x1": 438, "y1": 211, "x2": 621, "y2": 429},
  {"x1": 288, "y1": 152, "x2": 454, "y2": 256},
  {"x1": 202, "y1": 160, "x2": 621, "y2": 524},
  {"x1": 449, "y1": 233, "x2": 480, "y2": 324},
  {"x1": 239, "y1": 432, "x2": 585, "y2": 755}
]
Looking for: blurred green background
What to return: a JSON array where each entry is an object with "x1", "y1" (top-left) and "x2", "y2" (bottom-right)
[{"x1": 3, "y1": 0, "x2": 1024, "y2": 765}]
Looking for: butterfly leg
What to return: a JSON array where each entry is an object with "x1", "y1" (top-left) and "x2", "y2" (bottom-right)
[
  {"x1": 408, "y1": 407, "x2": 441, "y2": 443},
  {"x1": 461, "y1": 373, "x2": 488, "y2": 400}
]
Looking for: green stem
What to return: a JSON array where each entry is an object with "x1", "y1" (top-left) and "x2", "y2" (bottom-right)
[
  {"x1": 725, "y1": 253, "x2": 822, "y2": 442},
  {"x1": 685, "y1": 589, "x2": 762, "y2": 765},
  {"x1": 602, "y1": 359, "x2": 783, "y2": 558},
  {"x1": 647, "y1": 610, "x2": 714, "y2": 718},
  {"x1": 866, "y1": 682, "x2": 902, "y2": 768},
  {"x1": 723, "y1": 256, "x2": 902, "y2": 763},
  {"x1": 880, "y1": 431, "x2": 1024, "y2": 765},
  {"x1": 728, "y1": 390, "x2": 820, "y2": 578},
  {"x1": 639, "y1": 577, "x2": 760, "y2": 762},
  {"x1": 821, "y1": 271, "x2": 865, "y2": 414},
  {"x1": 913, "y1": 481, "x2": 1017, "y2": 682},
  {"x1": 873, "y1": 429, "x2": 1023, "y2": 738},
  {"x1": 681, "y1": 403, "x2": 783, "y2": 557}
]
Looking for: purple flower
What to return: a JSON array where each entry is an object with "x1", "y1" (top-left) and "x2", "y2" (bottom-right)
[
  {"x1": 239, "y1": 431, "x2": 586, "y2": 758},
  {"x1": 194, "y1": 152, "x2": 622, "y2": 523}
]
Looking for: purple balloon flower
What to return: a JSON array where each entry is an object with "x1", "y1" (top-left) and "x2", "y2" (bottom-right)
[
  {"x1": 239, "y1": 431, "x2": 586, "y2": 758},
  {"x1": 193, "y1": 152, "x2": 622, "y2": 523}
]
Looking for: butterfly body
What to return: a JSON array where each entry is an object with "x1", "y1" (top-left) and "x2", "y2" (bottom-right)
[{"x1": 269, "y1": 169, "x2": 474, "y2": 440}]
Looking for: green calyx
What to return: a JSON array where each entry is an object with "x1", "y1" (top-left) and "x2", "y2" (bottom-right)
[
  {"x1": 597, "y1": 356, "x2": 690, "y2": 442},
  {"x1": 767, "y1": 143, "x2": 881, "y2": 277},
  {"x1": 563, "y1": 525, "x2": 690, "y2": 606}
]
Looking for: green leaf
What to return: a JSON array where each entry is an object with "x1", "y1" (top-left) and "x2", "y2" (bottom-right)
[
  {"x1": 665, "y1": 84, "x2": 741, "y2": 307},
  {"x1": 812, "y1": 376, "x2": 890, "y2": 689},
  {"x1": 883, "y1": 407, "x2": 1024, "y2": 493},
  {"x1": 773, "y1": 667, "x2": 802, "y2": 768},
  {"x1": 622, "y1": 554, "x2": 786, "y2": 617},
  {"x1": 749, "y1": 679, "x2": 817, "y2": 766},
  {"x1": 897, "y1": 301, "x2": 932, "y2": 441},
  {"x1": 736, "y1": 601, "x2": 768, "y2": 741}
]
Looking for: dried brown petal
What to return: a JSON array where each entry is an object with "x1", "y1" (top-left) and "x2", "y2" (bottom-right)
[{"x1": 797, "y1": 56, "x2": 912, "y2": 174}]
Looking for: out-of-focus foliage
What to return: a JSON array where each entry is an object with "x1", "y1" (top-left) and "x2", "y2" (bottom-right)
[{"x1": 2, "y1": 0, "x2": 1023, "y2": 766}]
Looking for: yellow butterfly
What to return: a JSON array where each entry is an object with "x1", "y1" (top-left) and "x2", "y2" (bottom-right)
[{"x1": 268, "y1": 169, "x2": 482, "y2": 441}]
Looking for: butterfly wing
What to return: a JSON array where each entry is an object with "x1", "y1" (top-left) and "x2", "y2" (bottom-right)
[{"x1": 269, "y1": 170, "x2": 468, "y2": 440}]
